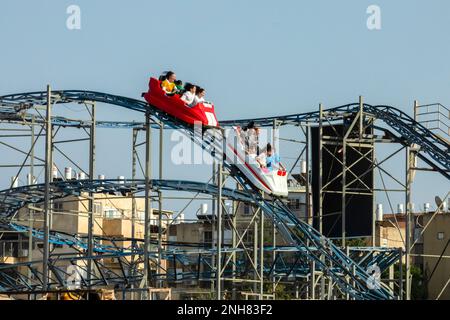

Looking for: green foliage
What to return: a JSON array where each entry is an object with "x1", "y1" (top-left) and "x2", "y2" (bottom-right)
[
  {"x1": 329, "y1": 237, "x2": 369, "y2": 247},
  {"x1": 345, "y1": 238, "x2": 368, "y2": 247},
  {"x1": 408, "y1": 264, "x2": 426, "y2": 300},
  {"x1": 384, "y1": 263, "x2": 426, "y2": 300},
  {"x1": 264, "y1": 283, "x2": 295, "y2": 300}
]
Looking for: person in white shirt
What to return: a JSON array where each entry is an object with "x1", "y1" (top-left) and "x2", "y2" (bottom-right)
[
  {"x1": 181, "y1": 83, "x2": 197, "y2": 107},
  {"x1": 192, "y1": 87, "x2": 206, "y2": 106}
]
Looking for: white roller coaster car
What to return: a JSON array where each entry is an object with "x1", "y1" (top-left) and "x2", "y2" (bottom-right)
[{"x1": 224, "y1": 127, "x2": 288, "y2": 197}]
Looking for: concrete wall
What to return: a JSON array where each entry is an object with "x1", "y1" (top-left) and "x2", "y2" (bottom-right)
[{"x1": 375, "y1": 220, "x2": 405, "y2": 250}]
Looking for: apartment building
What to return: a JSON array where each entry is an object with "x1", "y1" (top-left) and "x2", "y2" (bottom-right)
[
  {"x1": 3, "y1": 194, "x2": 171, "y2": 285},
  {"x1": 422, "y1": 212, "x2": 450, "y2": 300}
]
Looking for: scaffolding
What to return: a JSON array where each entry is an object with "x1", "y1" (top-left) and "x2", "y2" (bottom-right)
[{"x1": 0, "y1": 87, "x2": 448, "y2": 300}]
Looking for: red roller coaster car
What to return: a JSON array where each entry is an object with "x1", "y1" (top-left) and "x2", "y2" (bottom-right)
[{"x1": 143, "y1": 77, "x2": 219, "y2": 127}]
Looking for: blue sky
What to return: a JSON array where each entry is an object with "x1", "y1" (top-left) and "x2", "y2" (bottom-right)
[{"x1": 0, "y1": 0, "x2": 449, "y2": 216}]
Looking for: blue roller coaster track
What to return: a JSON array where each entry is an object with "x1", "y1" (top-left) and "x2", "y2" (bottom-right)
[
  {"x1": 1, "y1": 90, "x2": 448, "y2": 177},
  {"x1": 0, "y1": 179, "x2": 396, "y2": 299},
  {"x1": 0, "y1": 89, "x2": 448, "y2": 299}
]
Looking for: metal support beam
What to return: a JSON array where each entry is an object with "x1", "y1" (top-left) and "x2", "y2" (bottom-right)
[
  {"x1": 131, "y1": 128, "x2": 138, "y2": 298},
  {"x1": 318, "y1": 103, "x2": 325, "y2": 299},
  {"x1": 216, "y1": 162, "x2": 223, "y2": 300},
  {"x1": 42, "y1": 85, "x2": 52, "y2": 290},
  {"x1": 359, "y1": 96, "x2": 364, "y2": 138},
  {"x1": 253, "y1": 204, "x2": 258, "y2": 296},
  {"x1": 143, "y1": 111, "x2": 152, "y2": 295},
  {"x1": 318, "y1": 103, "x2": 323, "y2": 234},
  {"x1": 87, "y1": 102, "x2": 96, "y2": 289},
  {"x1": 231, "y1": 198, "x2": 237, "y2": 300},
  {"x1": 28, "y1": 115, "x2": 35, "y2": 282},
  {"x1": 211, "y1": 164, "x2": 216, "y2": 294},
  {"x1": 259, "y1": 206, "x2": 264, "y2": 299},
  {"x1": 305, "y1": 124, "x2": 311, "y2": 225},
  {"x1": 309, "y1": 260, "x2": 315, "y2": 299},
  {"x1": 157, "y1": 121, "x2": 163, "y2": 287},
  {"x1": 399, "y1": 248, "x2": 403, "y2": 300},
  {"x1": 405, "y1": 145, "x2": 413, "y2": 300},
  {"x1": 341, "y1": 135, "x2": 347, "y2": 247},
  {"x1": 272, "y1": 120, "x2": 278, "y2": 296}
]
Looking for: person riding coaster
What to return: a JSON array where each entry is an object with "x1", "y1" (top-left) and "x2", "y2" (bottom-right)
[
  {"x1": 160, "y1": 71, "x2": 178, "y2": 95},
  {"x1": 258, "y1": 143, "x2": 286, "y2": 174},
  {"x1": 143, "y1": 73, "x2": 219, "y2": 127},
  {"x1": 145, "y1": 73, "x2": 284, "y2": 194},
  {"x1": 226, "y1": 126, "x2": 288, "y2": 196}
]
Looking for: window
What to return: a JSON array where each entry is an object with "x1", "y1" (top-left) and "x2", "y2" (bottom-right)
[
  {"x1": 93, "y1": 202, "x2": 102, "y2": 217},
  {"x1": 288, "y1": 199, "x2": 300, "y2": 210},
  {"x1": 203, "y1": 231, "x2": 212, "y2": 246},
  {"x1": 243, "y1": 231, "x2": 253, "y2": 243},
  {"x1": 104, "y1": 208, "x2": 120, "y2": 219},
  {"x1": 52, "y1": 202, "x2": 63, "y2": 211},
  {"x1": 243, "y1": 204, "x2": 251, "y2": 215},
  {"x1": 437, "y1": 232, "x2": 445, "y2": 240}
]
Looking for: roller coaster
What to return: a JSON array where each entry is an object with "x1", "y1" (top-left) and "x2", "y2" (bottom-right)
[{"x1": 0, "y1": 86, "x2": 448, "y2": 300}]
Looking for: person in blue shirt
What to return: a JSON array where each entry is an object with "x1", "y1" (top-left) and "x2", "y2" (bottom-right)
[{"x1": 264, "y1": 143, "x2": 285, "y2": 172}]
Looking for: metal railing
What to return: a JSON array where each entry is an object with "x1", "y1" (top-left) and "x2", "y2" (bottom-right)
[{"x1": 415, "y1": 103, "x2": 450, "y2": 140}]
